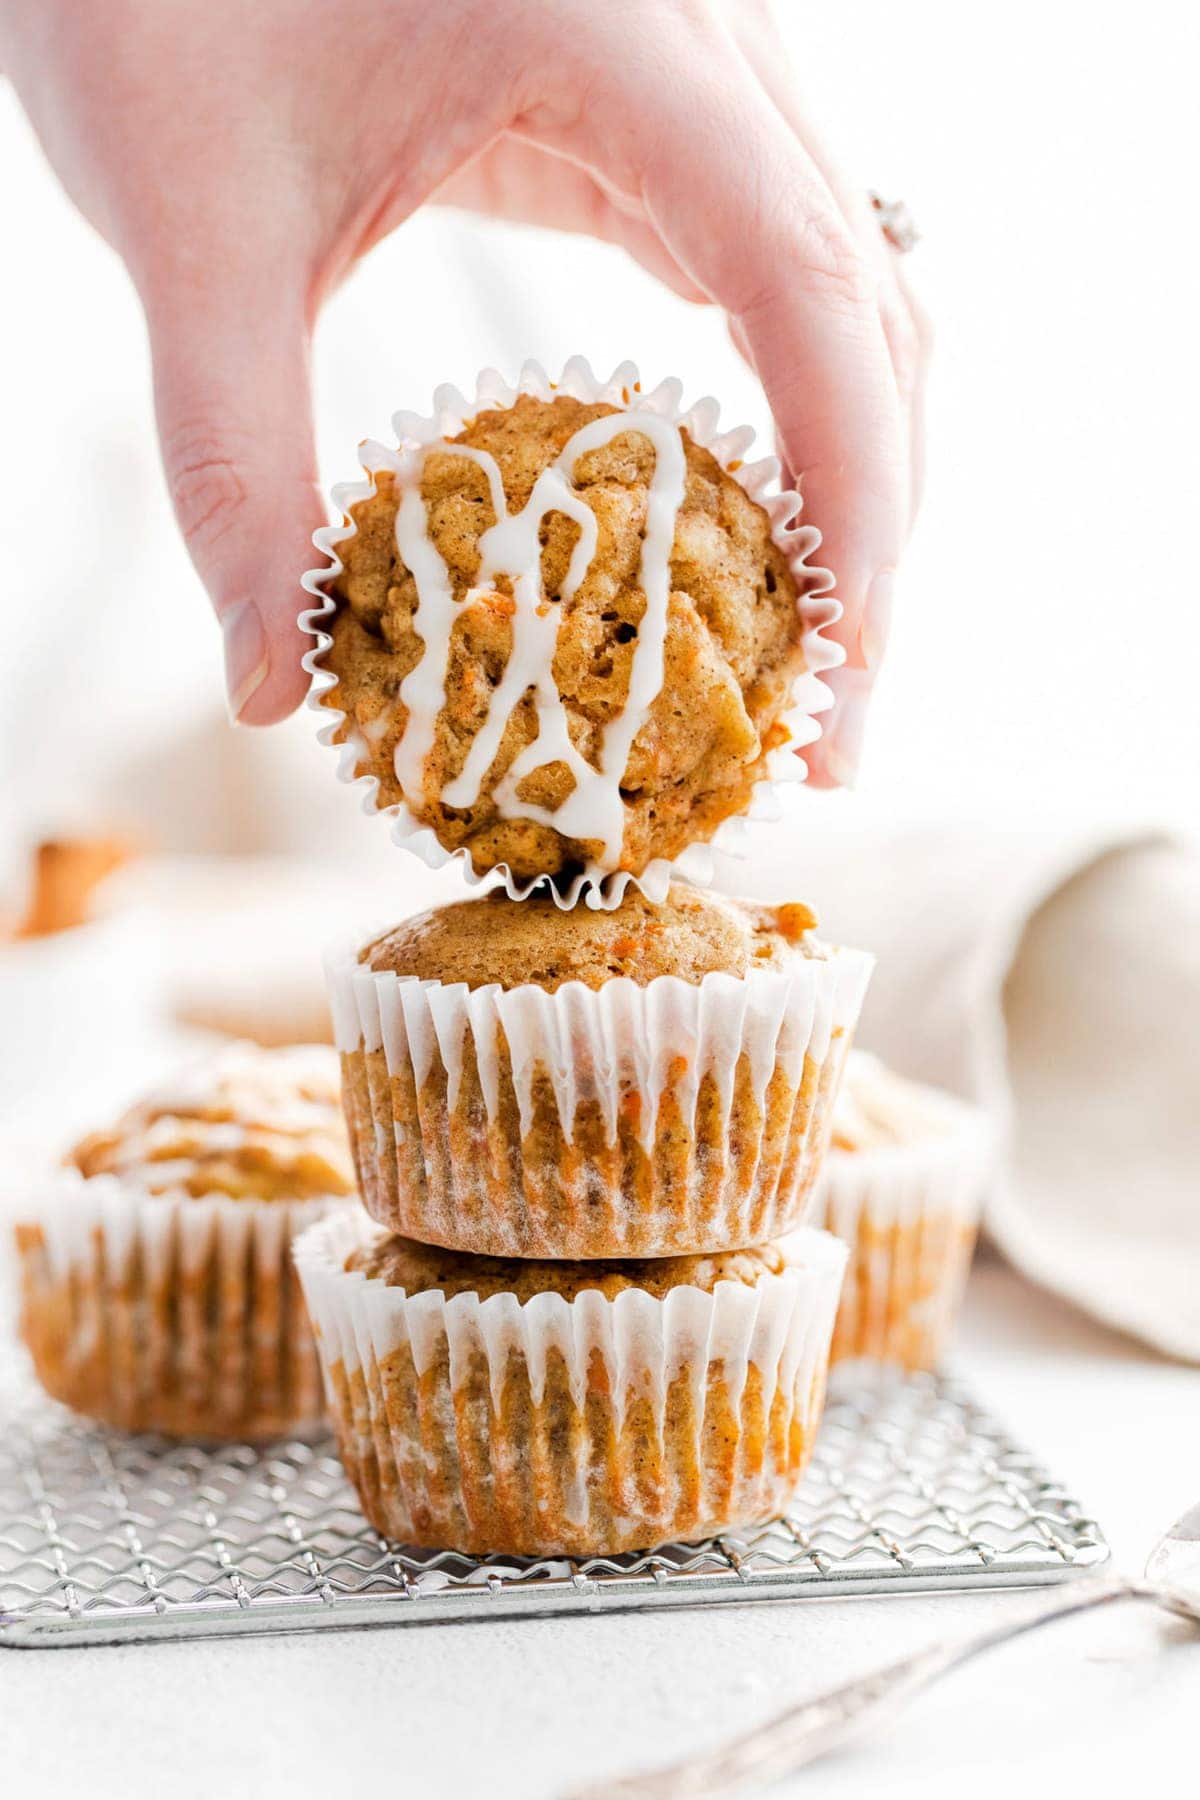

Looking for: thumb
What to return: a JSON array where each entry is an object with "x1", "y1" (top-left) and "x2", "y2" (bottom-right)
[{"x1": 145, "y1": 281, "x2": 320, "y2": 725}]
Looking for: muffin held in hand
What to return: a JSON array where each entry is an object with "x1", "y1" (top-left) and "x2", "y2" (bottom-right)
[
  {"x1": 818, "y1": 1052, "x2": 995, "y2": 1370},
  {"x1": 330, "y1": 883, "x2": 872, "y2": 1259},
  {"x1": 312, "y1": 380, "x2": 833, "y2": 892},
  {"x1": 16, "y1": 1044, "x2": 356, "y2": 1440},
  {"x1": 297, "y1": 1209, "x2": 848, "y2": 1556}
]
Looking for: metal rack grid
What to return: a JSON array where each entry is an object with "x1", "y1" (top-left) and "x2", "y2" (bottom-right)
[{"x1": 0, "y1": 1363, "x2": 1108, "y2": 1647}]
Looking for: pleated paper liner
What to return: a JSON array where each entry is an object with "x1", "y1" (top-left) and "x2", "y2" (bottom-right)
[
  {"x1": 329, "y1": 934, "x2": 873, "y2": 1259},
  {"x1": 15, "y1": 1171, "x2": 348, "y2": 1440},
  {"x1": 295, "y1": 1207, "x2": 848, "y2": 1556},
  {"x1": 819, "y1": 1071, "x2": 995, "y2": 1369}
]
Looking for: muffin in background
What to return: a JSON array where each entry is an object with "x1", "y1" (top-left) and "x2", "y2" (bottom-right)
[
  {"x1": 296, "y1": 1208, "x2": 848, "y2": 1556},
  {"x1": 15, "y1": 1044, "x2": 356, "y2": 1440},
  {"x1": 819, "y1": 1053, "x2": 995, "y2": 1370},
  {"x1": 331, "y1": 883, "x2": 872, "y2": 1260}
]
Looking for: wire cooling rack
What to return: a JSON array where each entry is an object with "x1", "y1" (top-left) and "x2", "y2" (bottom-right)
[{"x1": 0, "y1": 1361, "x2": 1108, "y2": 1648}]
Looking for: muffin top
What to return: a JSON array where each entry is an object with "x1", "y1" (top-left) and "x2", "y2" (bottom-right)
[
  {"x1": 321, "y1": 391, "x2": 809, "y2": 884},
  {"x1": 347, "y1": 1230, "x2": 796, "y2": 1302},
  {"x1": 69, "y1": 1043, "x2": 355, "y2": 1202},
  {"x1": 830, "y1": 1052, "x2": 960, "y2": 1154},
  {"x1": 362, "y1": 883, "x2": 821, "y2": 993}
]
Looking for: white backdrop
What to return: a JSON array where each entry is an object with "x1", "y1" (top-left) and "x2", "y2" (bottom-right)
[
  {"x1": 2, "y1": 20, "x2": 1199, "y2": 1790},
  {"x1": 2, "y1": 0, "x2": 1197, "y2": 887}
]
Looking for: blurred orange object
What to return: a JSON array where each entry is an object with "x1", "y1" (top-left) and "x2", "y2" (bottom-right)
[{"x1": 15, "y1": 836, "x2": 133, "y2": 938}]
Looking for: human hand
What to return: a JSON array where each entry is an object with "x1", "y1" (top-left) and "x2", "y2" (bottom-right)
[{"x1": 1, "y1": 0, "x2": 925, "y2": 779}]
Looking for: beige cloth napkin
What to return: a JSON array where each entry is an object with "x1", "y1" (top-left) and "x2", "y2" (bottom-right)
[{"x1": 735, "y1": 803, "x2": 1200, "y2": 1363}]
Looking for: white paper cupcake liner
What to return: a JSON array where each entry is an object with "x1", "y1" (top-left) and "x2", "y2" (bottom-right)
[
  {"x1": 301, "y1": 356, "x2": 839, "y2": 910},
  {"x1": 819, "y1": 1086, "x2": 995, "y2": 1369},
  {"x1": 294, "y1": 1208, "x2": 847, "y2": 1555},
  {"x1": 15, "y1": 1170, "x2": 344, "y2": 1440},
  {"x1": 328, "y1": 936, "x2": 873, "y2": 1258}
]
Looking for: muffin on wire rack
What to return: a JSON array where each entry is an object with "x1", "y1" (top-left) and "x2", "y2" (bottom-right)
[
  {"x1": 296, "y1": 1208, "x2": 847, "y2": 1557},
  {"x1": 818, "y1": 1053, "x2": 995, "y2": 1370},
  {"x1": 303, "y1": 359, "x2": 840, "y2": 907},
  {"x1": 329, "y1": 883, "x2": 872, "y2": 1260},
  {"x1": 15, "y1": 1044, "x2": 356, "y2": 1440}
]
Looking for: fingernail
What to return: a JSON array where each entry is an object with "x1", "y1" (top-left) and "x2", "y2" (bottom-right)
[
  {"x1": 221, "y1": 601, "x2": 269, "y2": 724},
  {"x1": 820, "y1": 678, "x2": 872, "y2": 789},
  {"x1": 858, "y1": 568, "x2": 895, "y2": 671}
]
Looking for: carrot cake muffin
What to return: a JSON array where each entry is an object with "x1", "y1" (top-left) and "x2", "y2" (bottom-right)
[
  {"x1": 15, "y1": 1044, "x2": 356, "y2": 1439},
  {"x1": 296, "y1": 1208, "x2": 848, "y2": 1555},
  {"x1": 330, "y1": 883, "x2": 873, "y2": 1259},
  {"x1": 819, "y1": 1053, "x2": 995, "y2": 1370},
  {"x1": 313, "y1": 385, "x2": 831, "y2": 889}
]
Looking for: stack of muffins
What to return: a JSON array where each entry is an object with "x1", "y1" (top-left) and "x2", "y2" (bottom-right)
[
  {"x1": 299, "y1": 885, "x2": 870, "y2": 1553},
  {"x1": 293, "y1": 367, "x2": 875, "y2": 1554},
  {"x1": 12, "y1": 364, "x2": 993, "y2": 1559}
]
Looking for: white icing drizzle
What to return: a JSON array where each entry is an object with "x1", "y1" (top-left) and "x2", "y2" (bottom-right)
[
  {"x1": 393, "y1": 448, "x2": 462, "y2": 800},
  {"x1": 388, "y1": 410, "x2": 687, "y2": 867},
  {"x1": 442, "y1": 456, "x2": 599, "y2": 812}
]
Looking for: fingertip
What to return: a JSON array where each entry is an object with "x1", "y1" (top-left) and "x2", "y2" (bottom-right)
[
  {"x1": 233, "y1": 666, "x2": 310, "y2": 727},
  {"x1": 230, "y1": 611, "x2": 312, "y2": 726},
  {"x1": 800, "y1": 755, "x2": 841, "y2": 792},
  {"x1": 143, "y1": 282, "x2": 321, "y2": 730},
  {"x1": 806, "y1": 668, "x2": 874, "y2": 791},
  {"x1": 858, "y1": 568, "x2": 895, "y2": 673}
]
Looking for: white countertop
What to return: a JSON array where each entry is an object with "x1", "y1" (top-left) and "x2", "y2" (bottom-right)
[{"x1": 3, "y1": 1253, "x2": 1196, "y2": 1799}]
